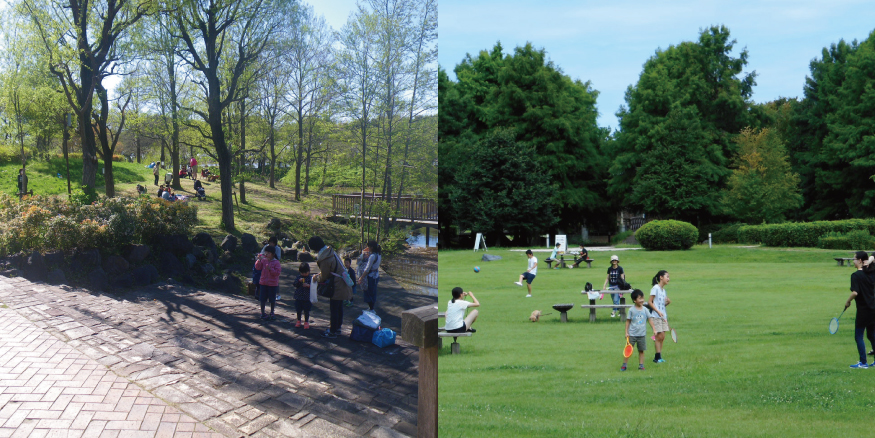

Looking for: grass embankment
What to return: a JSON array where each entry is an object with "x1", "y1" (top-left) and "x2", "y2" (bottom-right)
[
  {"x1": 1, "y1": 159, "x2": 358, "y2": 247},
  {"x1": 438, "y1": 245, "x2": 874, "y2": 437}
]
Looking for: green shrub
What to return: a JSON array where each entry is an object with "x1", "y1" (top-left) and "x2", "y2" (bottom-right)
[
  {"x1": 738, "y1": 219, "x2": 875, "y2": 247},
  {"x1": 610, "y1": 230, "x2": 635, "y2": 245},
  {"x1": 635, "y1": 220, "x2": 698, "y2": 250},
  {"x1": 712, "y1": 223, "x2": 744, "y2": 243},
  {"x1": 817, "y1": 230, "x2": 875, "y2": 250}
]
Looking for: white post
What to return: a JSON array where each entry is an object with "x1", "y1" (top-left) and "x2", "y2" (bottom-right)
[{"x1": 709, "y1": 233, "x2": 712, "y2": 249}]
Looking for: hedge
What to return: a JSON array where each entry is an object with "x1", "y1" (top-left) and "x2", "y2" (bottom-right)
[
  {"x1": 817, "y1": 230, "x2": 875, "y2": 250},
  {"x1": 738, "y1": 219, "x2": 875, "y2": 247},
  {"x1": 635, "y1": 220, "x2": 698, "y2": 250}
]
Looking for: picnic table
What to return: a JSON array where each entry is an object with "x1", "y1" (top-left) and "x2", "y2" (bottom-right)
[
  {"x1": 546, "y1": 253, "x2": 593, "y2": 269},
  {"x1": 835, "y1": 257, "x2": 854, "y2": 266},
  {"x1": 580, "y1": 290, "x2": 632, "y2": 322}
]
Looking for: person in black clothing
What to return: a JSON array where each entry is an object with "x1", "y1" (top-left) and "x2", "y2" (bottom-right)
[
  {"x1": 844, "y1": 251, "x2": 875, "y2": 368},
  {"x1": 572, "y1": 244, "x2": 589, "y2": 268},
  {"x1": 17, "y1": 168, "x2": 26, "y2": 195}
]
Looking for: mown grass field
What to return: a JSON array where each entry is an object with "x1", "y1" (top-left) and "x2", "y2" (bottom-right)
[{"x1": 438, "y1": 245, "x2": 874, "y2": 437}]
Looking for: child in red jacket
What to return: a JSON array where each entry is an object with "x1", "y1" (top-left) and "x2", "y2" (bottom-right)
[{"x1": 255, "y1": 246, "x2": 282, "y2": 320}]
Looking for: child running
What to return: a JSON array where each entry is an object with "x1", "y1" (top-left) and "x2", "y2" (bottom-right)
[
  {"x1": 514, "y1": 249, "x2": 538, "y2": 297},
  {"x1": 294, "y1": 262, "x2": 313, "y2": 329},
  {"x1": 622, "y1": 289, "x2": 651, "y2": 371},
  {"x1": 255, "y1": 245, "x2": 282, "y2": 320},
  {"x1": 649, "y1": 270, "x2": 670, "y2": 363}
]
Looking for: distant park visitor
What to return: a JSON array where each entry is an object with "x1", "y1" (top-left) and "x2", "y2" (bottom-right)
[
  {"x1": 189, "y1": 156, "x2": 198, "y2": 180},
  {"x1": 17, "y1": 168, "x2": 26, "y2": 196},
  {"x1": 153, "y1": 162, "x2": 161, "y2": 185},
  {"x1": 572, "y1": 244, "x2": 589, "y2": 268},
  {"x1": 514, "y1": 249, "x2": 538, "y2": 297},
  {"x1": 545, "y1": 242, "x2": 562, "y2": 269},
  {"x1": 603, "y1": 255, "x2": 626, "y2": 318},
  {"x1": 358, "y1": 240, "x2": 382, "y2": 311}
]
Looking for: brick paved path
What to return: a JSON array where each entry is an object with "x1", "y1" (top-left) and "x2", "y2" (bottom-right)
[
  {"x1": 0, "y1": 302, "x2": 223, "y2": 438},
  {"x1": 0, "y1": 269, "x2": 428, "y2": 437}
]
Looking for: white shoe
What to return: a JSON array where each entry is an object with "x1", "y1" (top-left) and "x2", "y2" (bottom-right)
[
  {"x1": 610, "y1": 312, "x2": 616, "y2": 318},
  {"x1": 570, "y1": 265, "x2": 575, "y2": 269},
  {"x1": 514, "y1": 281, "x2": 523, "y2": 286},
  {"x1": 525, "y1": 294, "x2": 532, "y2": 298}
]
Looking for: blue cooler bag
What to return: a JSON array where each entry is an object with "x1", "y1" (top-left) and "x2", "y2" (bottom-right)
[
  {"x1": 351, "y1": 324, "x2": 377, "y2": 342},
  {"x1": 372, "y1": 328, "x2": 396, "y2": 348}
]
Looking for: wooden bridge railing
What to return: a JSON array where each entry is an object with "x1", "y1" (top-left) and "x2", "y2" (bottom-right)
[{"x1": 332, "y1": 194, "x2": 437, "y2": 222}]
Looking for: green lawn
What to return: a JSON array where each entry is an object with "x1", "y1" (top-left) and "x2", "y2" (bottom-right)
[{"x1": 438, "y1": 245, "x2": 874, "y2": 437}]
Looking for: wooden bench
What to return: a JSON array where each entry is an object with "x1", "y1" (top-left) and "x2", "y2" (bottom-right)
[
  {"x1": 836, "y1": 257, "x2": 854, "y2": 266},
  {"x1": 580, "y1": 290, "x2": 631, "y2": 322},
  {"x1": 436, "y1": 312, "x2": 474, "y2": 354}
]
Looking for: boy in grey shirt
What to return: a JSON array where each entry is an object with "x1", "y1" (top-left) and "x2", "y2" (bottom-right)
[{"x1": 623, "y1": 289, "x2": 652, "y2": 371}]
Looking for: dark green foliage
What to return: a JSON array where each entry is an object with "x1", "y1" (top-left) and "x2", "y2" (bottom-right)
[
  {"x1": 611, "y1": 26, "x2": 756, "y2": 221},
  {"x1": 817, "y1": 230, "x2": 875, "y2": 250},
  {"x1": 739, "y1": 219, "x2": 875, "y2": 246},
  {"x1": 439, "y1": 42, "x2": 607, "y2": 235},
  {"x1": 711, "y1": 223, "x2": 744, "y2": 244},
  {"x1": 635, "y1": 220, "x2": 698, "y2": 250},
  {"x1": 449, "y1": 130, "x2": 556, "y2": 238}
]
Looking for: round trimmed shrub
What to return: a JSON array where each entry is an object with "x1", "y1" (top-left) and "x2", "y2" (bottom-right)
[{"x1": 635, "y1": 220, "x2": 698, "y2": 250}]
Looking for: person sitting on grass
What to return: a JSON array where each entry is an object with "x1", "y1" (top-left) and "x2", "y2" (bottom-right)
[
  {"x1": 255, "y1": 245, "x2": 282, "y2": 321},
  {"x1": 136, "y1": 184, "x2": 147, "y2": 196},
  {"x1": 845, "y1": 251, "x2": 875, "y2": 369},
  {"x1": 572, "y1": 244, "x2": 589, "y2": 268},
  {"x1": 649, "y1": 270, "x2": 670, "y2": 364},
  {"x1": 161, "y1": 187, "x2": 176, "y2": 202},
  {"x1": 622, "y1": 289, "x2": 652, "y2": 371},
  {"x1": 294, "y1": 262, "x2": 313, "y2": 329},
  {"x1": 514, "y1": 249, "x2": 538, "y2": 297},
  {"x1": 545, "y1": 242, "x2": 562, "y2": 269},
  {"x1": 194, "y1": 179, "x2": 206, "y2": 200},
  {"x1": 157, "y1": 185, "x2": 165, "y2": 198},
  {"x1": 445, "y1": 287, "x2": 479, "y2": 334}
]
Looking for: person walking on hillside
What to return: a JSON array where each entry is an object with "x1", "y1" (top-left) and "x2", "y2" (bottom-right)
[
  {"x1": 153, "y1": 162, "x2": 161, "y2": 185},
  {"x1": 310, "y1": 236, "x2": 352, "y2": 339},
  {"x1": 189, "y1": 156, "x2": 198, "y2": 180}
]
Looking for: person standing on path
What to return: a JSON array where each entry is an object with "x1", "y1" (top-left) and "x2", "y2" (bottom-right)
[
  {"x1": 153, "y1": 162, "x2": 161, "y2": 185},
  {"x1": 311, "y1": 236, "x2": 352, "y2": 338},
  {"x1": 845, "y1": 251, "x2": 875, "y2": 368},
  {"x1": 255, "y1": 246, "x2": 282, "y2": 320},
  {"x1": 649, "y1": 270, "x2": 670, "y2": 364},
  {"x1": 294, "y1": 262, "x2": 313, "y2": 329},
  {"x1": 602, "y1": 255, "x2": 626, "y2": 318},
  {"x1": 357, "y1": 240, "x2": 382, "y2": 311},
  {"x1": 355, "y1": 246, "x2": 370, "y2": 307},
  {"x1": 189, "y1": 156, "x2": 198, "y2": 180},
  {"x1": 514, "y1": 249, "x2": 538, "y2": 297}
]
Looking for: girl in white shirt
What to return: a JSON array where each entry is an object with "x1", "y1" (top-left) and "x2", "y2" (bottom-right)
[
  {"x1": 445, "y1": 287, "x2": 479, "y2": 333},
  {"x1": 649, "y1": 270, "x2": 671, "y2": 363}
]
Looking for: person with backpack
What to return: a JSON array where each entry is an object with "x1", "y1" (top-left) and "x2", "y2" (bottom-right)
[
  {"x1": 310, "y1": 236, "x2": 352, "y2": 339},
  {"x1": 357, "y1": 240, "x2": 382, "y2": 311},
  {"x1": 602, "y1": 255, "x2": 626, "y2": 318}
]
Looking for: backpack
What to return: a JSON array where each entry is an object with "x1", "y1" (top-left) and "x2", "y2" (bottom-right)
[
  {"x1": 617, "y1": 278, "x2": 632, "y2": 291},
  {"x1": 331, "y1": 253, "x2": 355, "y2": 287}
]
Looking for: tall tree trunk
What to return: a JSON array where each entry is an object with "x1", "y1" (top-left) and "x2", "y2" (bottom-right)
[
  {"x1": 95, "y1": 84, "x2": 115, "y2": 197},
  {"x1": 269, "y1": 117, "x2": 276, "y2": 188},
  {"x1": 135, "y1": 133, "x2": 141, "y2": 164},
  {"x1": 239, "y1": 97, "x2": 247, "y2": 204},
  {"x1": 62, "y1": 116, "x2": 71, "y2": 195},
  {"x1": 170, "y1": 60, "x2": 181, "y2": 190},
  {"x1": 79, "y1": 66, "x2": 98, "y2": 190},
  {"x1": 295, "y1": 105, "x2": 304, "y2": 201}
]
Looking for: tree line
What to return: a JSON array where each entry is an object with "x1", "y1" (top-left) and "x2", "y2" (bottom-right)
[
  {"x1": 440, "y1": 25, "x2": 875, "y2": 246},
  {"x1": 0, "y1": 0, "x2": 437, "y2": 235}
]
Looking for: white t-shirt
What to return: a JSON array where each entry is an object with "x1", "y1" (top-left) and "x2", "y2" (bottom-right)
[
  {"x1": 445, "y1": 299, "x2": 470, "y2": 331},
  {"x1": 528, "y1": 256, "x2": 538, "y2": 276},
  {"x1": 650, "y1": 284, "x2": 667, "y2": 321}
]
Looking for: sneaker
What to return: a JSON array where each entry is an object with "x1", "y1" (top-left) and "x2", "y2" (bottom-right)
[
  {"x1": 322, "y1": 330, "x2": 337, "y2": 339},
  {"x1": 653, "y1": 358, "x2": 666, "y2": 363},
  {"x1": 467, "y1": 328, "x2": 476, "y2": 333},
  {"x1": 869, "y1": 350, "x2": 874, "y2": 356},
  {"x1": 570, "y1": 265, "x2": 575, "y2": 269},
  {"x1": 295, "y1": 320, "x2": 301, "y2": 328},
  {"x1": 260, "y1": 313, "x2": 268, "y2": 320},
  {"x1": 599, "y1": 294, "x2": 604, "y2": 300},
  {"x1": 638, "y1": 364, "x2": 645, "y2": 370},
  {"x1": 269, "y1": 313, "x2": 276, "y2": 321},
  {"x1": 525, "y1": 294, "x2": 532, "y2": 298},
  {"x1": 621, "y1": 364, "x2": 627, "y2": 371},
  {"x1": 514, "y1": 281, "x2": 523, "y2": 286},
  {"x1": 610, "y1": 312, "x2": 616, "y2": 318},
  {"x1": 344, "y1": 301, "x2": 354, "y2": 307},
  {"x1": 850, "y1": 362, "x2": 869, "y2": 369},
  {"x1": 303, "y1": 322, "x2": 309, "y2": 329},
  {"x1": 276, "y1": 294, "x2": 281, "y2": 300}
]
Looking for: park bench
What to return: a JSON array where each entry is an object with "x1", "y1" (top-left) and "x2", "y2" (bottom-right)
[
  {"x1": 437, "y1": 311, "x2": 474, "y2": 354},
  {"x1": 580, "y1": 290, "x2": 632, "y2": 322},
  {"x1": 835, "y1": 257, "x2": 854, "y2": 266}
]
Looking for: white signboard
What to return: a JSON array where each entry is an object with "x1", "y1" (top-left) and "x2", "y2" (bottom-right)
[
  {"x1": 555, "y1": 235, "x2": 567, "y2": 253},
  {"x1": 474, "y1": 233, "x2": 488, "y2": 251}
]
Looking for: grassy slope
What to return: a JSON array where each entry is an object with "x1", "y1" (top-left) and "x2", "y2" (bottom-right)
[
  {"x1": 2, "y1": 159, "x2": 356, "y2": 246},
  {"x1": 438, "y1": 245, "x2": 873, "y2": 437}
]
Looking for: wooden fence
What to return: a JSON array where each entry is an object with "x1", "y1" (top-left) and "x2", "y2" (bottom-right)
[{"x1": 332, "y1": 194, "x2": 438, "y2": 223}]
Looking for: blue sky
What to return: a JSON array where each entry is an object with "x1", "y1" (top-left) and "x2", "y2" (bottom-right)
[{"x1": 439, "y1": 0, "x2": 875, "y2": 129}]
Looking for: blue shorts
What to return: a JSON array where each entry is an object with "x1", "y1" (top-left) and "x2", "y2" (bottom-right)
[{"x1": 522, "y1": 272, "x2": 536, "y2": 284}]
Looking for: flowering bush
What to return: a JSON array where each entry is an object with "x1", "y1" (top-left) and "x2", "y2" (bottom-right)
[{"x1": 0, "y1": 193, "x2": 198, "y2": 257}]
